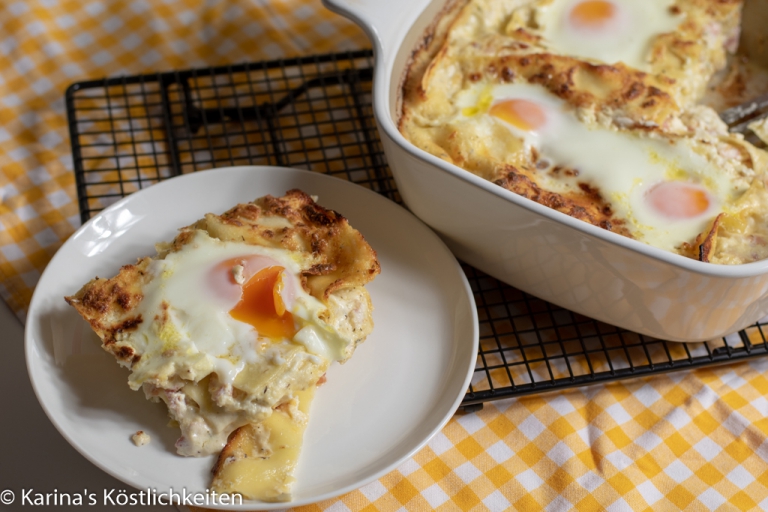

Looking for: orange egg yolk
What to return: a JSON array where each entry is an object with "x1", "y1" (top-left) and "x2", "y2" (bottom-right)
[
  {"x1": 489, "y1": 99, "x2": 547, "y2": 132},
  {"x1": 230, "y1": 266, "x2": 296, "y2": 340},
  {"x1": 646, "y1": 181, "x2": 711, "y2": 220},
  {"x1": 569, "y1": 0, "x2": 616, "y2": 28}
]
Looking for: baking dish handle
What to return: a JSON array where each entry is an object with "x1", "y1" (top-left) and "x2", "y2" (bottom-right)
[{"x1": 323, "y1": 0, "x2": 422, "y2": 59}]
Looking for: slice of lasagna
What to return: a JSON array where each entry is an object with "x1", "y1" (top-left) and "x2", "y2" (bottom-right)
[{"x1": 65, "y1": 189, "x2": 380, "y2": 500}]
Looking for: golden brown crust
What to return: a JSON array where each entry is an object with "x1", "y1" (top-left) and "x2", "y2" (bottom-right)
[
  {"x1": 401, "y1": 0, "x2": 743, "y2": 133},
  {"x1": 211, "y1": 424, "x2": 262, "y2": 478},
  {"x1": 680, "y1": 212, "x2": 724, "y2": 262},
  {"x1": 492, "y1": 165, "x2": 631, "y2": 236},
  {"x1": 65, "y1": 190, "x2": 381, "y2": 365},
  {"x1": 65, "y1": 259, "x2": 151, "y2": 365},
  {"x1": 456, "y1": 55, "x2": 680, "y2": 130},
  {"x1": 698, "y1": 213, "x2": 724, "y2": 262},
  {"x1": 189, "y1": 189, "x2": 380, "y2": 300}
]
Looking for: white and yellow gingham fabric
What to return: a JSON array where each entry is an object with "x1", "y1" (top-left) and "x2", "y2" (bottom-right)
[
  {"x1": 193, "y1": 359, "x2": 768, "y2": 511},
  {"x1": 0, "y1": 0, "x2": 367, "y2": 320},
  {"x1": 5, "y1": 1, "x2": 768, "y2": 510}
]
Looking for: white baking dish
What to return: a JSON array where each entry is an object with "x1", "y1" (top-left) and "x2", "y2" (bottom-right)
[{"x1": 323, "y1": 0, "x2": 768, "y2": 342}]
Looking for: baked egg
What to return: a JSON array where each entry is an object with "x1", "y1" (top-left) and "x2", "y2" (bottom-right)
[
  {"x1": 537, "y1": 0, "x2": 683, "y2": 70},
  {"x1": 400, "y1": 0, "x2": 768, "y2": 263},
  {"x1": 130, "y1": 229, "x2": 351, "y2": 395},
  {"x1": 457, "y1": 82, "x2": 738, "y2": 252}
]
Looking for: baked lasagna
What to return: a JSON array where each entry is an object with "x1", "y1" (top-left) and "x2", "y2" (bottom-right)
[{"x1": 400, "y1": 0, "x2": 768, "y2": 264}]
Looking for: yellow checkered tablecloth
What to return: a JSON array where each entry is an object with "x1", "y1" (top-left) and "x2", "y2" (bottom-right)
[
  {"x1": 5, "y1": 1, "x2": 768, "y2": 510},
  {"x1": 0, "y1": 0, "x2": 366, "y2": 321}
]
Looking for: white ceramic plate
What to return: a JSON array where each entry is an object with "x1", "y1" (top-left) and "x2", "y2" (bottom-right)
[{"x1": 25, "y1": 166, "x2": 478, "y2": 510}]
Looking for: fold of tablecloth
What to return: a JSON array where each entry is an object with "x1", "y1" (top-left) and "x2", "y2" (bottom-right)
[{"x1": 5, "y1": 2, "x2": 768, "y2": 511}]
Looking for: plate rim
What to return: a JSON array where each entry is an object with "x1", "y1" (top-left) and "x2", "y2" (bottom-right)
[{"x1": 24, "y1": 166, "x2": 479, "y2": 510}]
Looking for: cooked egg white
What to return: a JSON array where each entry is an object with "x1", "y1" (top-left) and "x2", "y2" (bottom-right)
[
  {"x1": 126, "y1": 230, "x2": 349, "y2": 392},
  {"x1": 456, "y1": 82, "x2": 744, "y2": 251},
  {"x1": 118, "y1": 229, "x2": 361, "y2": 456},
  {"x1": 536, "y1": 0, "x2": 683, "y2": 71}
]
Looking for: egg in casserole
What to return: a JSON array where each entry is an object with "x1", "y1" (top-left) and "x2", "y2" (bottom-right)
[
  {"x1": 65, "y1": 190, "x2": 380, "y2": 500},
  {"x1": 401, "y1": 0, "x2": 768, "y2": 264}
]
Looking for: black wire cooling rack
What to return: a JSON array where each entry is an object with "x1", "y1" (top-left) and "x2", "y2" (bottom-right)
[{"x1": 65, "y1": 49, "x2": 768, "y2": 412}]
